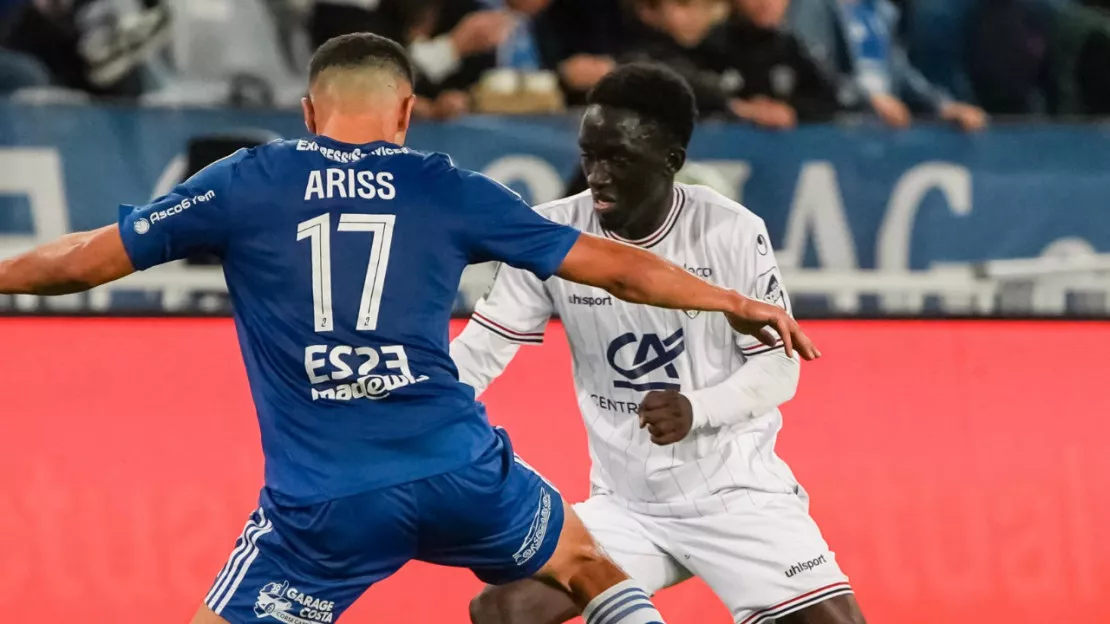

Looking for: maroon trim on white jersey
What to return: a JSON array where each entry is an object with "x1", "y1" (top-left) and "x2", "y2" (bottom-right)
[
  {"x1": 471, "y1": 311, "x2": 544, "y2": 344},
  {"x1": 602, "y1": 187, "x2": 686, "y2": 249}
]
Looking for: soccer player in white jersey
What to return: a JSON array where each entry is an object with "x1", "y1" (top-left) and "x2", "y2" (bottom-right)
[{"x1": 453, "y1": 64, "x2": 867, "y2": 624}]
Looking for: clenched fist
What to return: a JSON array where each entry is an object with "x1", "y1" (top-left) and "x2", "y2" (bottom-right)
[{"x1": 639, "y1": 390, "x2": 694, "y2": 446}]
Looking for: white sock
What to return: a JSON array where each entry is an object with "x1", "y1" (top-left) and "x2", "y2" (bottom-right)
[{"x1": 582, "y1": 580, "x2": 666, "y2": 624}]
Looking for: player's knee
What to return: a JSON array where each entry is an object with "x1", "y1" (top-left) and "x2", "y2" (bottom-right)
[
  {"x1": 546, "y1": 539, "x2": 618, "y2": 592},
  {"x1": 468, "y1": 589, "x2": 497, "y2": 624},
  {"x1": 468, "y1": 586, "x2": 522, "y2": 624}
]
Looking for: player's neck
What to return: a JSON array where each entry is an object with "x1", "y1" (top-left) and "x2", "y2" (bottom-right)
[
  {"x1": 610, "y1": 186, "x2": 675, "y2": 241},
  {"x1": 316, "y1": 117, "x2": 402, "y2": 147}
]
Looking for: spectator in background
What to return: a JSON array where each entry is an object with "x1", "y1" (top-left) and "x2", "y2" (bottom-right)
[
  {"x1": 725, "y1": 0, "x2": 849, "y2": 125},
  {"x1": 0, "y1": 48, "x2": 50, "y2": 93},
  {"x1": 1, "y1": 0, "x2": 169, "y2": 99},
  {"x1": 529, "y1": 0, "x2": 628, "y2": 105},
  {"x1": 1044, "y1": 0, "x2": 1110, "y2": 116},
  {"x1": 899, "y1": 0, "x2": 979, "y2": 103},
  {"x1": 964, "y1": 0, "x2": 1051, "y2": 115},
  {"x1": 0, "y1": 0, "x2": 51, "y2": 94},
  {"x1": 786, "y1": 0, "x2": 988, "y2": 131},
  {"x1": 310, "y1": 0, "x2": 517, "y2": 119},
  {"x1": 621, "y1": 0, "x2": 734, "y2": 116},
  {"x1": 623, "y1": 0, "x2": 844, "y2": 129}
]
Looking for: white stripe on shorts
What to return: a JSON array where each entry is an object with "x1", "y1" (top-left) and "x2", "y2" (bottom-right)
[
  {"x1": 205, "y1": 508, "x2": 272, "y2": 613},
  {"x1": 214, "y1": 526, "x2": 271, "y2": 615},
  {"x1": 204, "y1": 513, "x2": 259, "y2": 605},
  {"x1": 514, "y1": 455, "x2": 560, "y2": 494}
]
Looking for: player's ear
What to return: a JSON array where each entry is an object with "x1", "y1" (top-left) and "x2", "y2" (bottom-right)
[
  {"x1": 394, "y1": 94, "x2": 416, "y2": 144},
  {"x1": 400, "y1": 95, "x2": 415, "y2": 131},
  {"x1": 302, "y1": 96, "x2": 317, "y2": 134},
  {"x1": 666, "y1": 146, "x2": 687, "y2": 175}
]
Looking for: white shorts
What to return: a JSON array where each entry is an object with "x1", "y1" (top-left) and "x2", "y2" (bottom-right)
[{"x1": 574, "y1": 488, "x2": 853, "y2": 624}]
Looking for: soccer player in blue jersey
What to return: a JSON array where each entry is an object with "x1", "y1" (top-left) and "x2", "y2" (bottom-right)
[{"x1": 0, "y1": 34, "x2": 818, "y2": 624}]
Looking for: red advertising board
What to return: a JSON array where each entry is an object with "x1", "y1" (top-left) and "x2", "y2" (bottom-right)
[{"x1": 0, "y1": 318, "x2": 1107, "y2": 623}]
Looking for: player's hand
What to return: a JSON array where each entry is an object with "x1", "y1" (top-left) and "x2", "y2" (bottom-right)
[
  {"x1": 726, "y1": 297, "x2": 821, "y2": 361},
  {"x1": 639, "y1": 390, "x2": 693, "y2": 446},
  {"x1": 940, "y1": 101, "x2": 988, "y2": 133},
  {"x1": 870, "y1": 93, "x2": 912, "y2": 128},
  {"x1": 451, "y1": 10, "x2": 515, "y2": 57}
]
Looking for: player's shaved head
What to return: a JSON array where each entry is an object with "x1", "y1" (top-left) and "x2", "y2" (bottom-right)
[
  {"x1": 303, "y1": 33, "x2": 418, "y2": 146},
  {"x1": 309, "y1": 33, "x2": 415, "y2": 89}
]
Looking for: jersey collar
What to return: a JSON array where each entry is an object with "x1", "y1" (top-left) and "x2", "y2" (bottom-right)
[
  {"x1": 313, "y1": 135, "x2": 403, "y2": 151},
  {"x1": 603, "y1": 186, "x2": 686, "y2": 249}
]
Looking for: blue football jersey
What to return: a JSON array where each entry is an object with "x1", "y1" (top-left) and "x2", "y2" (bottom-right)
[{"x1": 118, "y1": 136, "x2": 580, "y2": 503}]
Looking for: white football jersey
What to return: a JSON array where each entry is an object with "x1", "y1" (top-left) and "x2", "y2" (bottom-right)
[{"x1": 453, "y1": 183, "x2": 802, "y2": 511}]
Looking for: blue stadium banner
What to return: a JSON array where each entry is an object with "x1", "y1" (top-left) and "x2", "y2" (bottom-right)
[{"x1": 2, "y1": 103, "x2": 1109, "y2": 315}]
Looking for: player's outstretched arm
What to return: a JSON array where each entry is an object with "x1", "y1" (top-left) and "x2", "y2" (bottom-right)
[
  {"x1": 555, "y1": 233, "x2": 820, "y2": 360},
  {"x1": 0, "y1": 225, "x2": 135, "y2": 295}
]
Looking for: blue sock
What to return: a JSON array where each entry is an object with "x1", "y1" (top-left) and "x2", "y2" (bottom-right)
[{"x1": 582, "y1": 580, "x2": 666, "y2": 624}]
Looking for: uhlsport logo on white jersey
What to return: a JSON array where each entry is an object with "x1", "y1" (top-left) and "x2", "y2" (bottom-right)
[
  {"x1": 606, "y1": 329, "x2": 685, "y2": 392},
  {"x1": 254, "y1": 581, "x2": 336, "y2": 623}
]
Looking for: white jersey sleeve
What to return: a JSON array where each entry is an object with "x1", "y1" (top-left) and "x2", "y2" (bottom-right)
[
  {"x1": 734, "y1": 221, "x2": 793, "y2": 354},
  {"x1": 685, "y1": 218, "x2": 800, "y2": 430},
  {"x1": 450, "y1": 262, "x2": 555, "y2": 397}
]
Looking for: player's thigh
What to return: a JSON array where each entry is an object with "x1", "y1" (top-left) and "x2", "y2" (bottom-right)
[
  {"x1": 569, "y1": 494, "x2": 690, "y2": 595},
  {"x1": 190, "y1": 604, "x2": 230, "y2": 624},
  {"x1": 663, "y1": 490, "x2": 853, "y2": 624},
  {"x1": 468, "y1": 495, "x2": 687, "y2": 624},
  {"x1": 199, "y1": 493, "x2": 415, "y2": 624},
  {"x1": 415, "y1": 427, "x2": 567, "y2": 585}
]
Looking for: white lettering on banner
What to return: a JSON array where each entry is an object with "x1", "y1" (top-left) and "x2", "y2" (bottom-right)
[
  {"x1": 780, "y1": 162, "x2": 860, "y2": 312},
  {"x1": 877, "y1": 163, "x2": 972, "y2": 312},
  {"x1": 482, "y1": 156, "x2": 564, "y2": 205},
  {"x1": 11, "y1": 143, "x2": 1108, "y2": 317}
]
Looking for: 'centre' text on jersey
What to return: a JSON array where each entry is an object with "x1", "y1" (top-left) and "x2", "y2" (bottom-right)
[{"x1": 117, "y1": 136, "x2": 580, "y2": 503}]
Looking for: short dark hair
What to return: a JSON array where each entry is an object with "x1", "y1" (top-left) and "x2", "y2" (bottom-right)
[
  {"x1": 309, "y1": 33, "x2": 416, "y2": 87},
  {"x1": 586, "y1": 63, "x2": 698, "y2": 147}
]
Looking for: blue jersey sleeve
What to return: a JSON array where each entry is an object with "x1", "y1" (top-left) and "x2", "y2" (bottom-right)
[
  {"x1": 117, "y1": 149, "x2": 245, "y2": 270},
  {"x1": 454, "y1": 168, "x2": 580, "y2": 280}
]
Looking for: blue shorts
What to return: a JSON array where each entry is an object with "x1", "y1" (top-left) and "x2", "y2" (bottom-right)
[{"x1": 202, "y1": 428, "x2": 564, "y2": 623}]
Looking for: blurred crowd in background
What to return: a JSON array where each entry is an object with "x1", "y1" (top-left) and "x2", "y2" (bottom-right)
[{"x1": 1, "y1": 0, "x2": 1108, "y2": 130}]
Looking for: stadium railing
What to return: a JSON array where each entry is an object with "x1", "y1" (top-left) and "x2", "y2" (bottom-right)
[{"x1": 3, "y1": 253, "x2": 1109, "y2": 317}]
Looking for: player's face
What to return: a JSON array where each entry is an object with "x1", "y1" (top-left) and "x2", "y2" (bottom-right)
[{"x1": 578, "y1": 105, "x2": 681, "y2": 231}]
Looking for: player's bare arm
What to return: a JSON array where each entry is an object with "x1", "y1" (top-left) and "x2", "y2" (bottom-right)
[
  {"x1": 557, "y1": 232, "x2": 820, "y2": 361},
  {"x1": 0, "y1": 224, "x2": 134, "y2": 295}
]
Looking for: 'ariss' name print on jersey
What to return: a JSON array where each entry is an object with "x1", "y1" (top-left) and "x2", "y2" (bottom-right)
[
  {"x1": 118, "y1": 136, "x2": 581, "y2": 504},
  {"x1": 454, "y1": 183, "x2": 798, "y2": 507}
]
